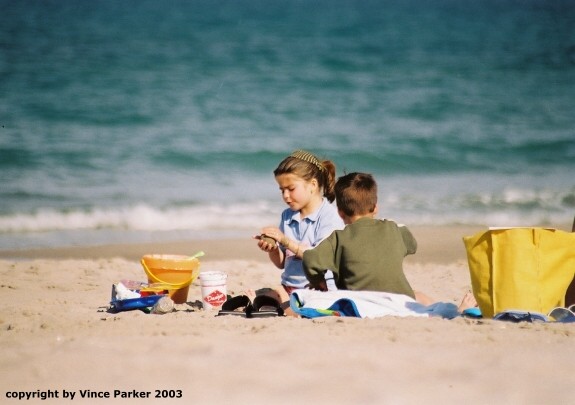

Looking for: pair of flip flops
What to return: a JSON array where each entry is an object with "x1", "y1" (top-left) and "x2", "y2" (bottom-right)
[
  {"x1": 493, "y1": 310, "x2": 548, "y2": 323},
  {"x1": 493, "y1": 306, "x2": 575, "y2": 323},
  {"x1": 547, "y1": 305, "x2": 575, "y2": 322},
  {"x1": 217, "y1": 295, "x2": 284, "y2": 318}
]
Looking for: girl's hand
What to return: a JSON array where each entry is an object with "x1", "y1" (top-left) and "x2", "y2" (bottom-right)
[
  {"x1": 260, "y1": 227, "x2": 285, "y2": 245},
  {"x1": 254, "y1": 234, "x2": 278, "y2": 252},
  {"x1": 255, "y1": 227, "x2": 286, "y2": 269}
]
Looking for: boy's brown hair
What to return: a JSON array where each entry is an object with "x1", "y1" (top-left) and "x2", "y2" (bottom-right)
[{"x1": 335, "y1": 172, "x2": 378, "y2": 217}]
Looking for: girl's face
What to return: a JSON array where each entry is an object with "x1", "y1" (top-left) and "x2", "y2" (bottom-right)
[{"x1": 275, "y1": 173, "x2": 318, "y2": 212}]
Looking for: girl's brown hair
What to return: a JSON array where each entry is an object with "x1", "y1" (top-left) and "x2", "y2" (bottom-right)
[{"x1": 273, "y1": 150, "x2": 337, "y2": 203}]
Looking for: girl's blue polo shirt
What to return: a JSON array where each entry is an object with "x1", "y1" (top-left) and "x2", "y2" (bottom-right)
[{"x1": 279, "y1": 198, "x2": 344, "y2": 289}]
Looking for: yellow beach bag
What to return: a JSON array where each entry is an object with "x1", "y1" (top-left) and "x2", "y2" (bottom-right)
[{"x1": 463, "y1": 227, "x2": 575, "y2": 318}]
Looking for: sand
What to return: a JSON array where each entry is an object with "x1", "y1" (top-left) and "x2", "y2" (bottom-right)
[{"x1": 1, "y1": 225, "x2": 574, "y2": 404}]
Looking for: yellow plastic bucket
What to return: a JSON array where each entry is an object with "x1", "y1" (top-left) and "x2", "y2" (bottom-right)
[{"x1": 141, "y1": 254, "x2": 201, "y2": 304}]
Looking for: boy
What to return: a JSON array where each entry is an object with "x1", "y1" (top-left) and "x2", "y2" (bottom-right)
[{"x1": 302, "y1": 172, "x2": 418, "y2": 299}]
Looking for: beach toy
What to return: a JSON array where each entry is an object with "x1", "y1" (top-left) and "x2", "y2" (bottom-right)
[
  {"x1": 199, "y1": 271, "x2": 228, "y2": 310},
  {"x1": 150, "y1": 296, "x2": 175, "y2": 315},
  {"x1": 141, "y1": 253, "x2": 202, "y2": 304},
  {"x1": 110, "y1": 295, "x2": 165, "y2": 312},
  {"x1": 186, "y1": 250, "x2": 205, "y2": 260},
  {"x1": 113, "y1": 282, "x2": 141, "y2": 300}
]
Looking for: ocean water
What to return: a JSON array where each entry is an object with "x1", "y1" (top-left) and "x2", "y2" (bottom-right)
[{"x1": 1, "y1": 0, "x2": 574, "y2": 250}]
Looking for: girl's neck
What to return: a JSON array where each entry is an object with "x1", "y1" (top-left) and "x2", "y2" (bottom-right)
[{"x1": 300, "y1": 195, "x2": 323, "y2": 218}]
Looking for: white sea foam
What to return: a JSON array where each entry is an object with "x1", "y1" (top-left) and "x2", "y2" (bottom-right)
[
  {"x1": 1, "y1": 184, "x2": 572, "y2": 236},
  {"x1": 0, "y1": 202, "x2": 279, "y2": 234}
]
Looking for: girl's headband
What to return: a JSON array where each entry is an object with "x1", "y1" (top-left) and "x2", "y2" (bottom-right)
[{"x1": 290, "y1": 150, "x2": 325, "y2": 172}]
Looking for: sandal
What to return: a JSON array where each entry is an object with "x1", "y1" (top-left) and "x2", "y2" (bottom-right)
[
  {"x1": 249, "y1": 295, "x2": 284, "y2": 318},
  {"x1": 217, "y1": 295, "x2": 253, "y2": 317}
]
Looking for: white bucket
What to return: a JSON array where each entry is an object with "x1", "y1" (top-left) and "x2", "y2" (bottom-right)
[{"x1": 199, "y1": 271, "x2": 227, "y2": 310}]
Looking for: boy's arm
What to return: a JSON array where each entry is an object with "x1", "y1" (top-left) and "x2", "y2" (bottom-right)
[
  {"x1": 399, "y1": 226, "x2": 417, "y2": 255},
  {"x1": 302, "y1": 235, "x2": 338, "y2": 289},
  {"x1": 309, "y1": 279, "x2": 328, "y2": 292}
]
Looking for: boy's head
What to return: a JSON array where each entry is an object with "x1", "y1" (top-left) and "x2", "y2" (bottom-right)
[{"x1": 335, "y1": 172, "x2": 378, "y2": 219}]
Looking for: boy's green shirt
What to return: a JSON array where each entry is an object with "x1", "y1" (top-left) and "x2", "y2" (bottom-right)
[{"x1": 303, "y1": 217, "x2": 417, "y2": 298}]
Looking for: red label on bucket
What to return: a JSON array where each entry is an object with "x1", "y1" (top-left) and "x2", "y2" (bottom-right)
[{"x1": 204, "y1": 289, "x2": 226, "y2": 306}]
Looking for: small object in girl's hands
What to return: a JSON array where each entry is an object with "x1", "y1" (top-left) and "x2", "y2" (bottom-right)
[{"x1": 260, "y1": 234, "x2": 276, "y2": 245}]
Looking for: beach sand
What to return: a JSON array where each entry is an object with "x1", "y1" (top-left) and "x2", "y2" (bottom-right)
[{"x1": 1, "y1": 225, "x2": 574, "y2": 404}]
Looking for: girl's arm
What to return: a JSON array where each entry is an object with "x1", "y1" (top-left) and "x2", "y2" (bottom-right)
[
  {"x1": 279, "y1": 236, "x2": 309, "y2": 260},
  {"x1": 260, "y1": 226, "x2": 311, "y2": 260},
  {"x1": 257, "y1": 227, "x2": 287, "y2": 269},
  {"x1": 268, "y1": 244, "x2": 284, "y2": 269}
]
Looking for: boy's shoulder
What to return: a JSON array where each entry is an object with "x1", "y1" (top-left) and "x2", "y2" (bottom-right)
[
  {"x1": 379, "y1": 218, "x2": 414, "y2": 228},
  {"x1": 344, "y1": 217, "x2": 403, "y2": 231},
  {"x1": 372, "y1": 219, "x2": 414, "y2": 236},
  {"x1": 379, "y1": 218, "x2": 409, "y2": 228}
]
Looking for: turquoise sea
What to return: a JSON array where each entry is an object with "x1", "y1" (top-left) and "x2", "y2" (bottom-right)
[{"x1": 1, "y1": 0, "x2": 574, "y2": 249}]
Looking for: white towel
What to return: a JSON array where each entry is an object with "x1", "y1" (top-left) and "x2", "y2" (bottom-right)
[{"x1": 291, "y1": 289, "x2": 459, "y2": 319}]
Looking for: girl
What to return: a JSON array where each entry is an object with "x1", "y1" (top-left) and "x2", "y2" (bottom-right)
[{"x1": 256, "y1": 150, "x2": 344, "y2": 302}]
